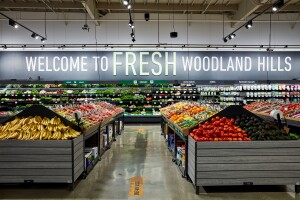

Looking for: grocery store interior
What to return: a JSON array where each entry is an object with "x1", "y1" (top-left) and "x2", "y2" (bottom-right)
[{"x1": 1, "y1": 0, "x2": 300, "y2": 199}]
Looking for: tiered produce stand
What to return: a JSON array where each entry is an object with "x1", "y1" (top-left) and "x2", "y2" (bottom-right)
[
  {"x1": 186, "y1": 105, "x2": 300, "y2": 194},
  {"x1": 161, "y1": 102, "x2": 218, "y2": 177},
  {"x1": 0, "y1": 103, "x2": 124, "y2": 188},
  {"x1": 53, "y1": 102, "x2": 124, "y2": 177},
  {"x1": 162, "y1": 104, "x2": 300, "y2": 194}
]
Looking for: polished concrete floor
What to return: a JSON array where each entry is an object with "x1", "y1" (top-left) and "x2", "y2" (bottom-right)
[{"x1": 0, "y1": 124, "x2": 299, "y2": 200}]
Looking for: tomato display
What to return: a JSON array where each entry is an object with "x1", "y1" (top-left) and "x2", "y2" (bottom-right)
[{"x1": 190, "y1": 116, "x2": 251, "y2": 142}]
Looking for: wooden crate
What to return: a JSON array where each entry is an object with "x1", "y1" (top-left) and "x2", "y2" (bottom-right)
[
  {"x1": 188, "y1": 136, "x2": 300, "y2": 194},
  {"x1": 0, "y1": 135, "x2": 84, "y2": 185}
]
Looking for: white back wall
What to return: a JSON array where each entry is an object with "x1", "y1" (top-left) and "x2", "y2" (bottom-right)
[{"x1": 0, "y1": 12, "x2": 299, "y2": 47}]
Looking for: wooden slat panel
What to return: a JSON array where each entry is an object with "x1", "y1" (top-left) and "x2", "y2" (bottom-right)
[
  {"x1": 74, "y1": 170, "x2": 82, "y2": 181},
  {"x1": 197, "y1": 163, "x2": 300, "y2": 171},
  {"x1": 197, "y1": 148, "x2": 300, "y2": 156},
  {"x1": 197, "y1": 171, "x2": 300, "y2": 179},
  {"x1": 0, "y1": 155, "x2": 71, "y2": 162},
  {"x1": 0, "y1": 169, "x2": 72, "y2": 176},
  {"x1": 0, "y1": 176, "x2": 72, "y2": 183},
  {"x1": 188, "y1": 165, "x2": 195, "y2": 185},
  {"x1": 73, "y1": 135, "x2": 83, "y2": 146},
  {"x1": 188, "y1": 149, "x2": 195, "y2": 160},
  {"x1": 188, "y1": 136, "x2": 195, "y2": 149},
  {"x1": 196, "y1": 141, "x2": 300, "y2": 149},
  {"x1": 0, "y1": 140, "x2": 72, "y2": 148},
  {"x1": 74, "y1": 141, "x2": 83, "y2": 153},
  {"x1": 74, "y1": 153, "x2": 83, "y2": 167},
  {"x1": 0, "y1": 148, "x2": 71, "y2": 155},
  {"x1": 0, "y1": 162, "x2": 72, "y2": 169},
  {"x1": 74, "y1": 160, "x2": 84, "y2": 174},
  {"x1": 74, "y1": 148, "x2": 83, "y2": 161},
  {"x1": 197, "y1": 156, "x2": 300, "y2": 164},
  {"x1": 196, "y1": 177, "x2": 300, "y2": 186}
]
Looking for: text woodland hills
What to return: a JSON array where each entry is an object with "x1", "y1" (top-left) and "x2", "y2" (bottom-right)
[{"x1": 25, "y1": 52, "x2": 292, "y2": 76}]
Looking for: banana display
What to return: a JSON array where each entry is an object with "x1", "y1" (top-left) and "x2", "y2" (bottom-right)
[{"x1": 0, "y1": 116, "x2": 81, "y2": 140}]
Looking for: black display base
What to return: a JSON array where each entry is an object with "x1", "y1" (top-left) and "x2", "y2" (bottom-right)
[{"x1": 124, "y1": 115, "x2": 161, "y2": 123}]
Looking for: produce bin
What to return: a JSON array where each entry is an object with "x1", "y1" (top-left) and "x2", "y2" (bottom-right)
[
  {"x1": 0, "y1": 105, "x2": 84, "y2": 188},
  {"x1": 0, "y1": 134, "x2": 84, "y2": 187},
  {"x1": 188, "y1": 136, "x2": 300, "y2": 194}
]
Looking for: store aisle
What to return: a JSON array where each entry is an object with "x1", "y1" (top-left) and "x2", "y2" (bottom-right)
[{"x1": 0, "y1": 125, "x2": 298, "y2": 200}]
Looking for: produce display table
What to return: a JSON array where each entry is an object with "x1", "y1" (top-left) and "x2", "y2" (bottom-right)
[
  {"x1": 0, "y1": 105, "x2": 84, "y2": 189},
  {"x1": 188, "y1": 136, "x2": 300, "y2": 194},
  {"x1": 161, "y1": 114, "x2": 196, "y2": 177},
  {"x1": 0, "y1": 135, "x2": 83, "y2": 189}
]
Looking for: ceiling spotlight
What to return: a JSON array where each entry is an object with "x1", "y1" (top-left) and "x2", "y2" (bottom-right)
[
  {"x1": 3, "y1": 45, "x2": 7, "y2": 49},
  {"x1": 130, "y1": 32, "x2": 135, "y2": 38},
  {"x1": 229, "y1": 34, "x2": 236, "y2": 39},
  {"x1": 223, "y1": 37, "x2": 228, "y2": 43},
  {"x1": 9, "y1": 19, "x2": 18, "y2": 29},
  {"x1": 123, "y1": 0, "x2": 129, "y2": 5},
  {"x1": 31, "y1": 33, "x2": 36, "y2": 38},
  {"x1": 144, "y1": 12, "x2": 150, "y2": 21},
  {"x1": 245, "y1": 20, "x2": 253, "y2": 29},
  {"x1": 272, "y1": 0, "x2": 284, "y2": 12},
  {"x1": 41, "y1": 38, "x2": 46, "y2": 43},
  {"x1": 132, "y1": 38, "x2": 136, "y2": 42},
  {"x1": 127, "y1": 4, "x2": 132, "y2": 9},
  {"x1": 128, "y1": 20, "x2": 133, "y2": 27}
]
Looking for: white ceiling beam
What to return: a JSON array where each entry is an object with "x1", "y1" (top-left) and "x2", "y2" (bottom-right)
[
  {"x1": 82, "y1": 0, "x2": 100, "y2": 26},
  {"x1": 231, "y1": 0, "x2": 269, "y2": 27}
]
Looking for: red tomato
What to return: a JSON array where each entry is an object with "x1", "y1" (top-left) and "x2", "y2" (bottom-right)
[
  {"x1": 220, "y1": 123, "x2": 225, "y2": 126},
  {"x1": 214, "y1": 138, "x2": 218, "y2": 141},
  {"x1": 232, "y1": 133, "x2": 238, "y2": 138},
  {"x1": 228, "y1": 133, "x2": 233, "y2": 137},
  {"x1": 218, "y1": 138, "x2": 223, "y2": 141},
  {"x1": 238, "y1": 137, "x2": 243, "y2": 141},
  {"x1": 238, "y1": 133, "x2": 243, "y2": 138},
  {"x1": 211, "y1": 118, "x2": 216, "y2": 122},
  {"x1": 209, "y1": 137, "x2": 213, "y2": 141},
  {"x1": 205, "y1": 121, "x2": 209, "y2": 125},
  {"x1": 232, "y1": 138, "x2": 238, "y2": 141},
  {"x1": 243, "y1": 133, "x2": 248, "y2": 137},
  {"x1": 220, "y1": 132, "x2": 224, "y2": 138},
  {"x1": 230, "y1": 118, "x2": 235, "y2": 123},
  {"x1": 228, "y1": 137, "x2": 233, "y2": 141},
  {"x1": 223, "y1": 133, "x2": 229, "y2": 138},
  {"x1": 190, "y1": 133, "x2": 195, "y2": 137},
  {"x1": 216, "y1": 116, "x2": 220, "y2": 120}
]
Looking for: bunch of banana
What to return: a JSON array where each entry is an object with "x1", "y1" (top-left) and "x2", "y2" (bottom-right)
[{"x1": 0, "y1": 116, "x2": 81, "y2": 140}]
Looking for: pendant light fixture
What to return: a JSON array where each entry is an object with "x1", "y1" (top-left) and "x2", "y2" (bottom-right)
[
  {"x1": 170, "y1": 0, "x2": 178, "y2": 38},
  {"x1": 223, "y1": 0, "x2": 284, "y2": 42}
]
